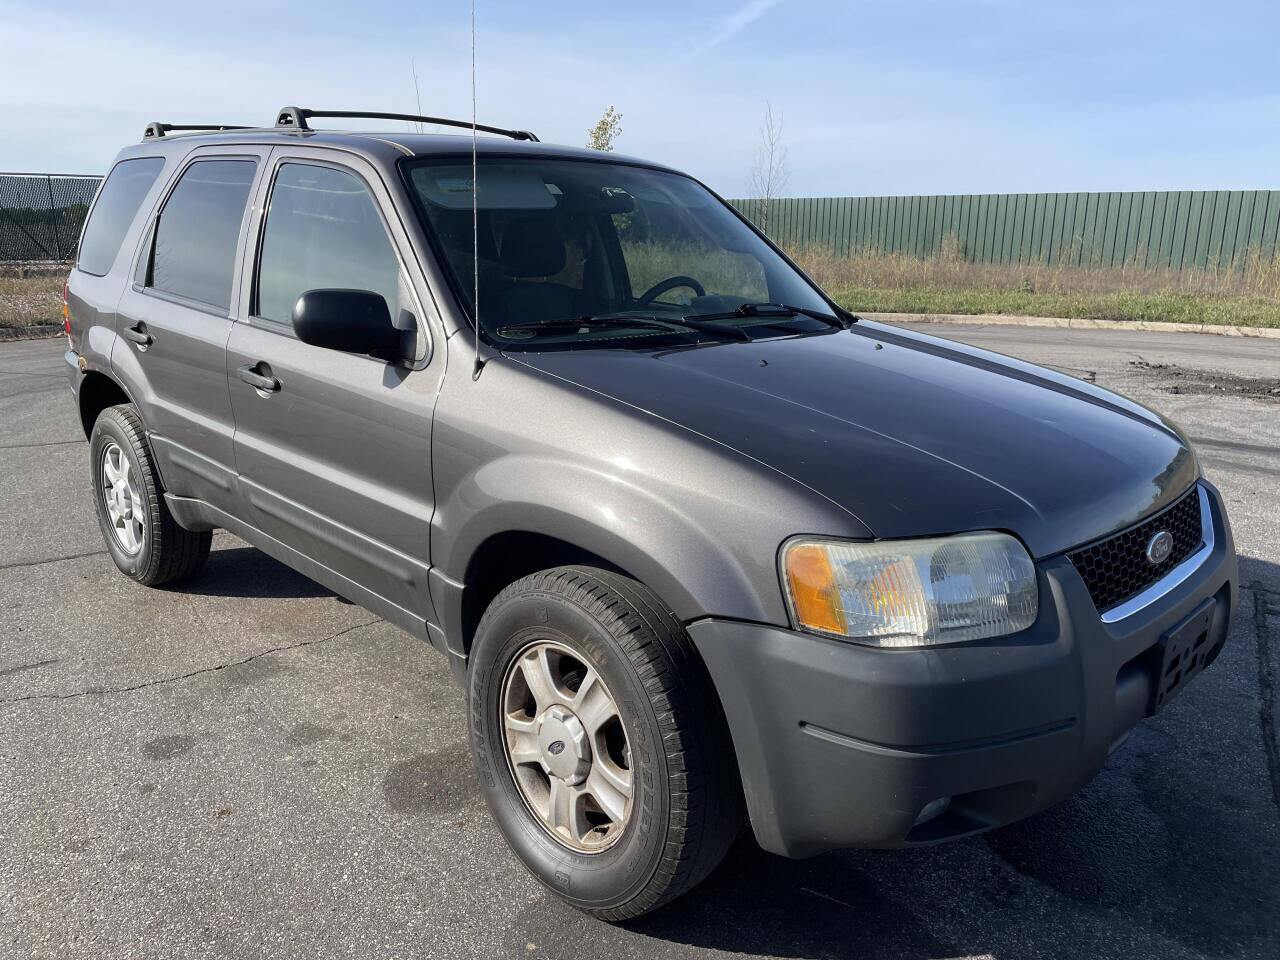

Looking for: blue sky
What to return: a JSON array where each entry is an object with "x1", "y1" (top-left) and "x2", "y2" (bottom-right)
[{"x1": 2, "y1": 0, "x2": 1278, "y2": 197}]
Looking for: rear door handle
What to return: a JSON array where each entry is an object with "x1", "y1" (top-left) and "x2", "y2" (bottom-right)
[
  {"x1": 122, "y1": 323, "x2": 152, "y2": 346},
  {"x1": 237, "y1": 363, "x2": 280, "y2": 393}
]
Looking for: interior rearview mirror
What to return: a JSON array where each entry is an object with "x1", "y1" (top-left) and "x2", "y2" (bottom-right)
[{"x1": 291, "y1": 289, "x2": 403, "y2": 360}]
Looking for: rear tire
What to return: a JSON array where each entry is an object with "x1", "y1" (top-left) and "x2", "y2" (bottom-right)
[
  {"x1": 89, "y1": 404, "x2": 211, "y2": 586},
  {"x1": 467, "y1": 565, "x2": 742, "y2": 920}
]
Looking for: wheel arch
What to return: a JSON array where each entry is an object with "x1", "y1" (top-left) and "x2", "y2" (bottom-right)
[
  {"x1": 457, "y1": 531, "x2": 631, "y2": 660},
  {"x1": 77, "y1": 369, "x2": 134, "y2": 437},
  {"x1": 429, "y1": 495, "x2": 772, "y2": 674}
]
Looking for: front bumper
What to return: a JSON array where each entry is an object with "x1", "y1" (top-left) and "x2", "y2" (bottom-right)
[{"x1": 689, "y1": 480, "x2": 1237, "y2": 858}]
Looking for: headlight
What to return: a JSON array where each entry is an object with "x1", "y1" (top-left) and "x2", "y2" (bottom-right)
[{"x1": 781, "y1": 532, "x2": 1038, "y2": 646}]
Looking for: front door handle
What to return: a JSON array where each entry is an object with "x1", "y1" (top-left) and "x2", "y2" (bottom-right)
[
  {"x1": 122, "y1": 323, "x2": 152, "y2": 347},
  {"x1": 237, "y1": 363, "x2": 280, "y2": 393}
]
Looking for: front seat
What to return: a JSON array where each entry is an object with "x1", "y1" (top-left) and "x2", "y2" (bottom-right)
[{"x1": 497, "y1": 217, "x2": 578, "y2": 325}]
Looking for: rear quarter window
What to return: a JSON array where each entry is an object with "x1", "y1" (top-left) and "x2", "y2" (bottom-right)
[{"x1": 76, "y1": 157, "x2": 165, "y2": 277}]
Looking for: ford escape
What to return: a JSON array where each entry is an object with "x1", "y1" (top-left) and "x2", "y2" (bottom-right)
[{"x1": 64, "y1": 107, "x2": 1237, "y2": 919}]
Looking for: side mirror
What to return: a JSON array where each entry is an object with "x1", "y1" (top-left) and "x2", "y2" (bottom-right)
[{"x1": 291, "y1": 289, "x2": 402, "y2": 359}]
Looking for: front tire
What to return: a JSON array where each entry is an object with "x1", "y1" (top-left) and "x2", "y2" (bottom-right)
[
  {"x1": 468, "y1": 566, "x2": 742, "y2": 920},
  {"x1": 89, "y1": 404, "x2": 211, "y2": 586}
]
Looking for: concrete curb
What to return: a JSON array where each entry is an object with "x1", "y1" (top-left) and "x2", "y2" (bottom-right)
[
  {"x1": 0, "y1": 262, "x2": 70, "y2": 279},
  {"x1": 860, "y1": 312, "x2": 1280, "y2": 339},
  {"x1": 0, "y1": 324, "x2": 61, "y2": 342}
]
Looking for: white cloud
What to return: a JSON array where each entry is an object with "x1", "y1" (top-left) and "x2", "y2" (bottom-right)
[
  {"x1": 679, "y1": 0, "x2": 784, "y2": 60},
  {"x1": 720, "y1": 0, "x2": 784, "y2": 38}
]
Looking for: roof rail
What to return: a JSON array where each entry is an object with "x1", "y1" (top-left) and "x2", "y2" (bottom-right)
[
  {"x1": 143, "y1": 122, "x2": 252, "y2": 140},
  {"x1": 273, "y1": 106, "x2": 539, "y2": 142}
]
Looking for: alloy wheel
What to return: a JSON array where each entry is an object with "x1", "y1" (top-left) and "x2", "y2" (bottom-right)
[
  {"x1": 500, "y1": 640, "x2": 634, "y2": 853},
  {"x1": 100, "y1": 441, "x2": 144, "y2": 554}
]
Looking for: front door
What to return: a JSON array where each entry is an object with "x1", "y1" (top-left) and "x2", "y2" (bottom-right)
[
  {"x1": 113, "y1": 146, "x2": 268, "y2": 510},
  {"x1": 226, "y1": 150, "x2": 441, "y2": 626}
]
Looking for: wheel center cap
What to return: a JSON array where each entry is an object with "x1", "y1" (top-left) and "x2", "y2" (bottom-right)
[
  {"x1": 537, "y1": 704, "x2": 592, "y2": 785},
  {"x1": 111, "y1": 482, "x2": 131, "y2": 518}
]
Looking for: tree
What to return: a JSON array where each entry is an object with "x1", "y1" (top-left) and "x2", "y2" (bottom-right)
[
  {"x1": 747, "y1": 101, "x2": 790, "y2": 236},
  {"x1": 586, "y1": 106, "x2": 623, "y2": 151}
]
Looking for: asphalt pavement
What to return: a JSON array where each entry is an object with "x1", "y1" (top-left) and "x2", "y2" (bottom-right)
[{"x1": 1, "y1": 324, "x2": 1278, "y2": 960}]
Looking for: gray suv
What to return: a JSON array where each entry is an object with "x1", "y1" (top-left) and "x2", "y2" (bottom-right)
[{"x1": 65, "y1": 107, "x2": 1238, "y2": 919}]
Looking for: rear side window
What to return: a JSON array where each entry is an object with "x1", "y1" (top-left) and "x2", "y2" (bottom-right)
[
  {"x1": 77, "y1": 157, "x2": 165, "y2": 276},
  {"x1": 255, "y1": 163, "x2": 400, "y2": 325},
  {"x1": 149, "y1": 159, "x2": 256, "y2": 312}
]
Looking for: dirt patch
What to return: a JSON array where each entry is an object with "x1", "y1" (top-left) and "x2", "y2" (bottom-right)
[
  {"x1": 1129, "y1": 359, "x2": 1280, "y2": 403},
  {"x1": 382, "y1": 743, "x2": 481, "y2": 816},
  {"x1": 283, "y1": 721, "x2": 334, "y2": 747},
  {"x1": 141, "y1": 734, "x2": 198, "y2": 761}
]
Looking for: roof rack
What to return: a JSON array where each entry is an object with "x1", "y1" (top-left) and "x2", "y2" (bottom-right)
[
  {"x1": 142, "y1": 122, "x2": 252, "y2": 140},
  {"x1": 273, "y1": 106, "x2": 539, "y2": 142}
]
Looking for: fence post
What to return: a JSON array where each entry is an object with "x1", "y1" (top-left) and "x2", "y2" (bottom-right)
[{"x1": 45, "y1": 175, "x2": 62, "y2": 261}]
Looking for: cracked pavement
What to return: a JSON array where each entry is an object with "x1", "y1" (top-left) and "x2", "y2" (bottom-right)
[{"x1": 1, "y1": 327, "x2": 1278, "y2": 960}]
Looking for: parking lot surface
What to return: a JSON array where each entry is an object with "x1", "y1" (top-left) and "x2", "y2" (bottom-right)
[{"x1": 2, "y1": 324, "x2": 1278, "y2": 960}]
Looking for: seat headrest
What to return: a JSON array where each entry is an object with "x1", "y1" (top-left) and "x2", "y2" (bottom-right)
[{"x1": 500, "y1": 217, "x2": 567, "y2": 279}]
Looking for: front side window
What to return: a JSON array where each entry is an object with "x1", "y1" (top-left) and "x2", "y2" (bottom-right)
[
  {"x1": 78, "y1": 157, "x2": 165, "y2": 276},
  {"x1": 406, "y1": 157, "x2": 833, "y2": 348},
  {"x1": 150, "y1": 159, "x2": 256, "y2": 311},
  {"x1": 255, "y1": 163, "x2": 401, "y2": 326}
]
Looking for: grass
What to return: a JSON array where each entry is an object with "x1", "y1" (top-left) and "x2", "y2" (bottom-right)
[
  {"x1": 789, "y1": 244, "x2": 1280, "y2": 328},
  {"x1": 6, "y1": 241, "x2": 1279, "y2": 330},
  {"x1": 0, "y1": 273, "x2": 64, "y2": 328},
  {"x1": 612, "y1": 238, "x2": 1280, "y2": 329},
  {"x1": 618, "y1": 238, "x2": 770, "y2": 302}
]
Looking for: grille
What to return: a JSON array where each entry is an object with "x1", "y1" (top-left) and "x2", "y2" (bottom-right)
[{"x1": 1068, "y1": 486, "x2": 1204, "y2": 614}]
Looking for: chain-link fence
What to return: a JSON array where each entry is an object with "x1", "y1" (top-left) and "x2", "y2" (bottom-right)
[{"x1": 0, "y1": 173, "x2": 103, "y2": 263}]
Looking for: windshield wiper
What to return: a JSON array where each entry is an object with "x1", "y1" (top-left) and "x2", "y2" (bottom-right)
[
  {"x1": 684, "y1": 302, "x2": 852, "y2": 330},
  {"x1": 577, "y1": 313, "x2": 753, "y2": 341},
  {"x1": 498, "y1": 314, "x2": 750, "y2": 342}
]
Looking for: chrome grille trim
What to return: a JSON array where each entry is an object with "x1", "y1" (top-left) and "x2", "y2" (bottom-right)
[{"x1": 1098, "y1": 484, "x2": 1213, "y2": 624}]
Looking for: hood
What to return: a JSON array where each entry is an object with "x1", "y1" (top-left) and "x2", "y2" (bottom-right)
[{"x1": 507, "y1": 322, "x2": 1198, "y2": 559}]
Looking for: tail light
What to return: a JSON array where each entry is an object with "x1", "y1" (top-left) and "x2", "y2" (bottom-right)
[{"x1": 62, "y1": 279, "x2": 71, "y2": 345}]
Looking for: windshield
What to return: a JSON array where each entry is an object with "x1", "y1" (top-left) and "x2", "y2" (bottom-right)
[{"x1": 405, "y1": 156, "x2": 835, "y2": 347}]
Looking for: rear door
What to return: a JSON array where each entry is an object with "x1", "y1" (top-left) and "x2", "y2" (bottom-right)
[
  {"x1": 226, "y1": 148, "x2": 442, "y2": 625},
  {"x1": 113, "y1": 145, "x2": 268, "y2": 511}
]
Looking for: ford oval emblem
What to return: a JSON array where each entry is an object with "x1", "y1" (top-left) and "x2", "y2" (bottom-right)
[
  {"x1": 547, "y1": 740, "x2": 565, "y2": 756},
  {"x1": 1146, "y1": 530, "x2": 1174, "y2": 565}
]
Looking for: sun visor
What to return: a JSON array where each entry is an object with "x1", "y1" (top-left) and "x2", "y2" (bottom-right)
[{"x1": 410, "y1": 165, "x2": 558, "y2": 210}]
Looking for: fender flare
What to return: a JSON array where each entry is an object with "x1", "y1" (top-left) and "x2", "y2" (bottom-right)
[
  {"x1": 429, "y1": 453, "x2": 783, "y2": 666},
  {"x1": 74, "y1": 330, "x2": 138, "y2": 436}
]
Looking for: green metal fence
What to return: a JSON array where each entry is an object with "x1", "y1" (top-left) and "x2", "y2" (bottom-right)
[{"x1": 729, "y1": 191, "x2": 1280, "y2": 271}]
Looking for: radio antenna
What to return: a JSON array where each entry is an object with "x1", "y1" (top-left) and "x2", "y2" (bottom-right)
[{"x1": 470, "y1": 0, "x2": 484, "y2": 380}]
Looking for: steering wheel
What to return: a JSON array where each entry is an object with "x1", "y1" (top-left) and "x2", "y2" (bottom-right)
[{"x1": 637, "y1": 275, "x2": 706, "y2": 305}]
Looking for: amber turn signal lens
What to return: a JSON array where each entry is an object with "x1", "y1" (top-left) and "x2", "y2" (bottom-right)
[
  {"x1": 783, "y1": 543, "x2": 847, "y2": 635},
  {"x1": 781, "y1": 534, "x2": 1038, "y2": 645}
]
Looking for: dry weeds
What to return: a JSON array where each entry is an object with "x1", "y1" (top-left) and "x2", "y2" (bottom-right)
[{"x1": 0, "y1": 274, "x2": 64, "y2": 327}]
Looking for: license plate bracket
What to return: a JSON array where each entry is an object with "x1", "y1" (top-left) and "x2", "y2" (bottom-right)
[{"x1": 1151, "y1": 598, "x2": 1217, "y2": 713}]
